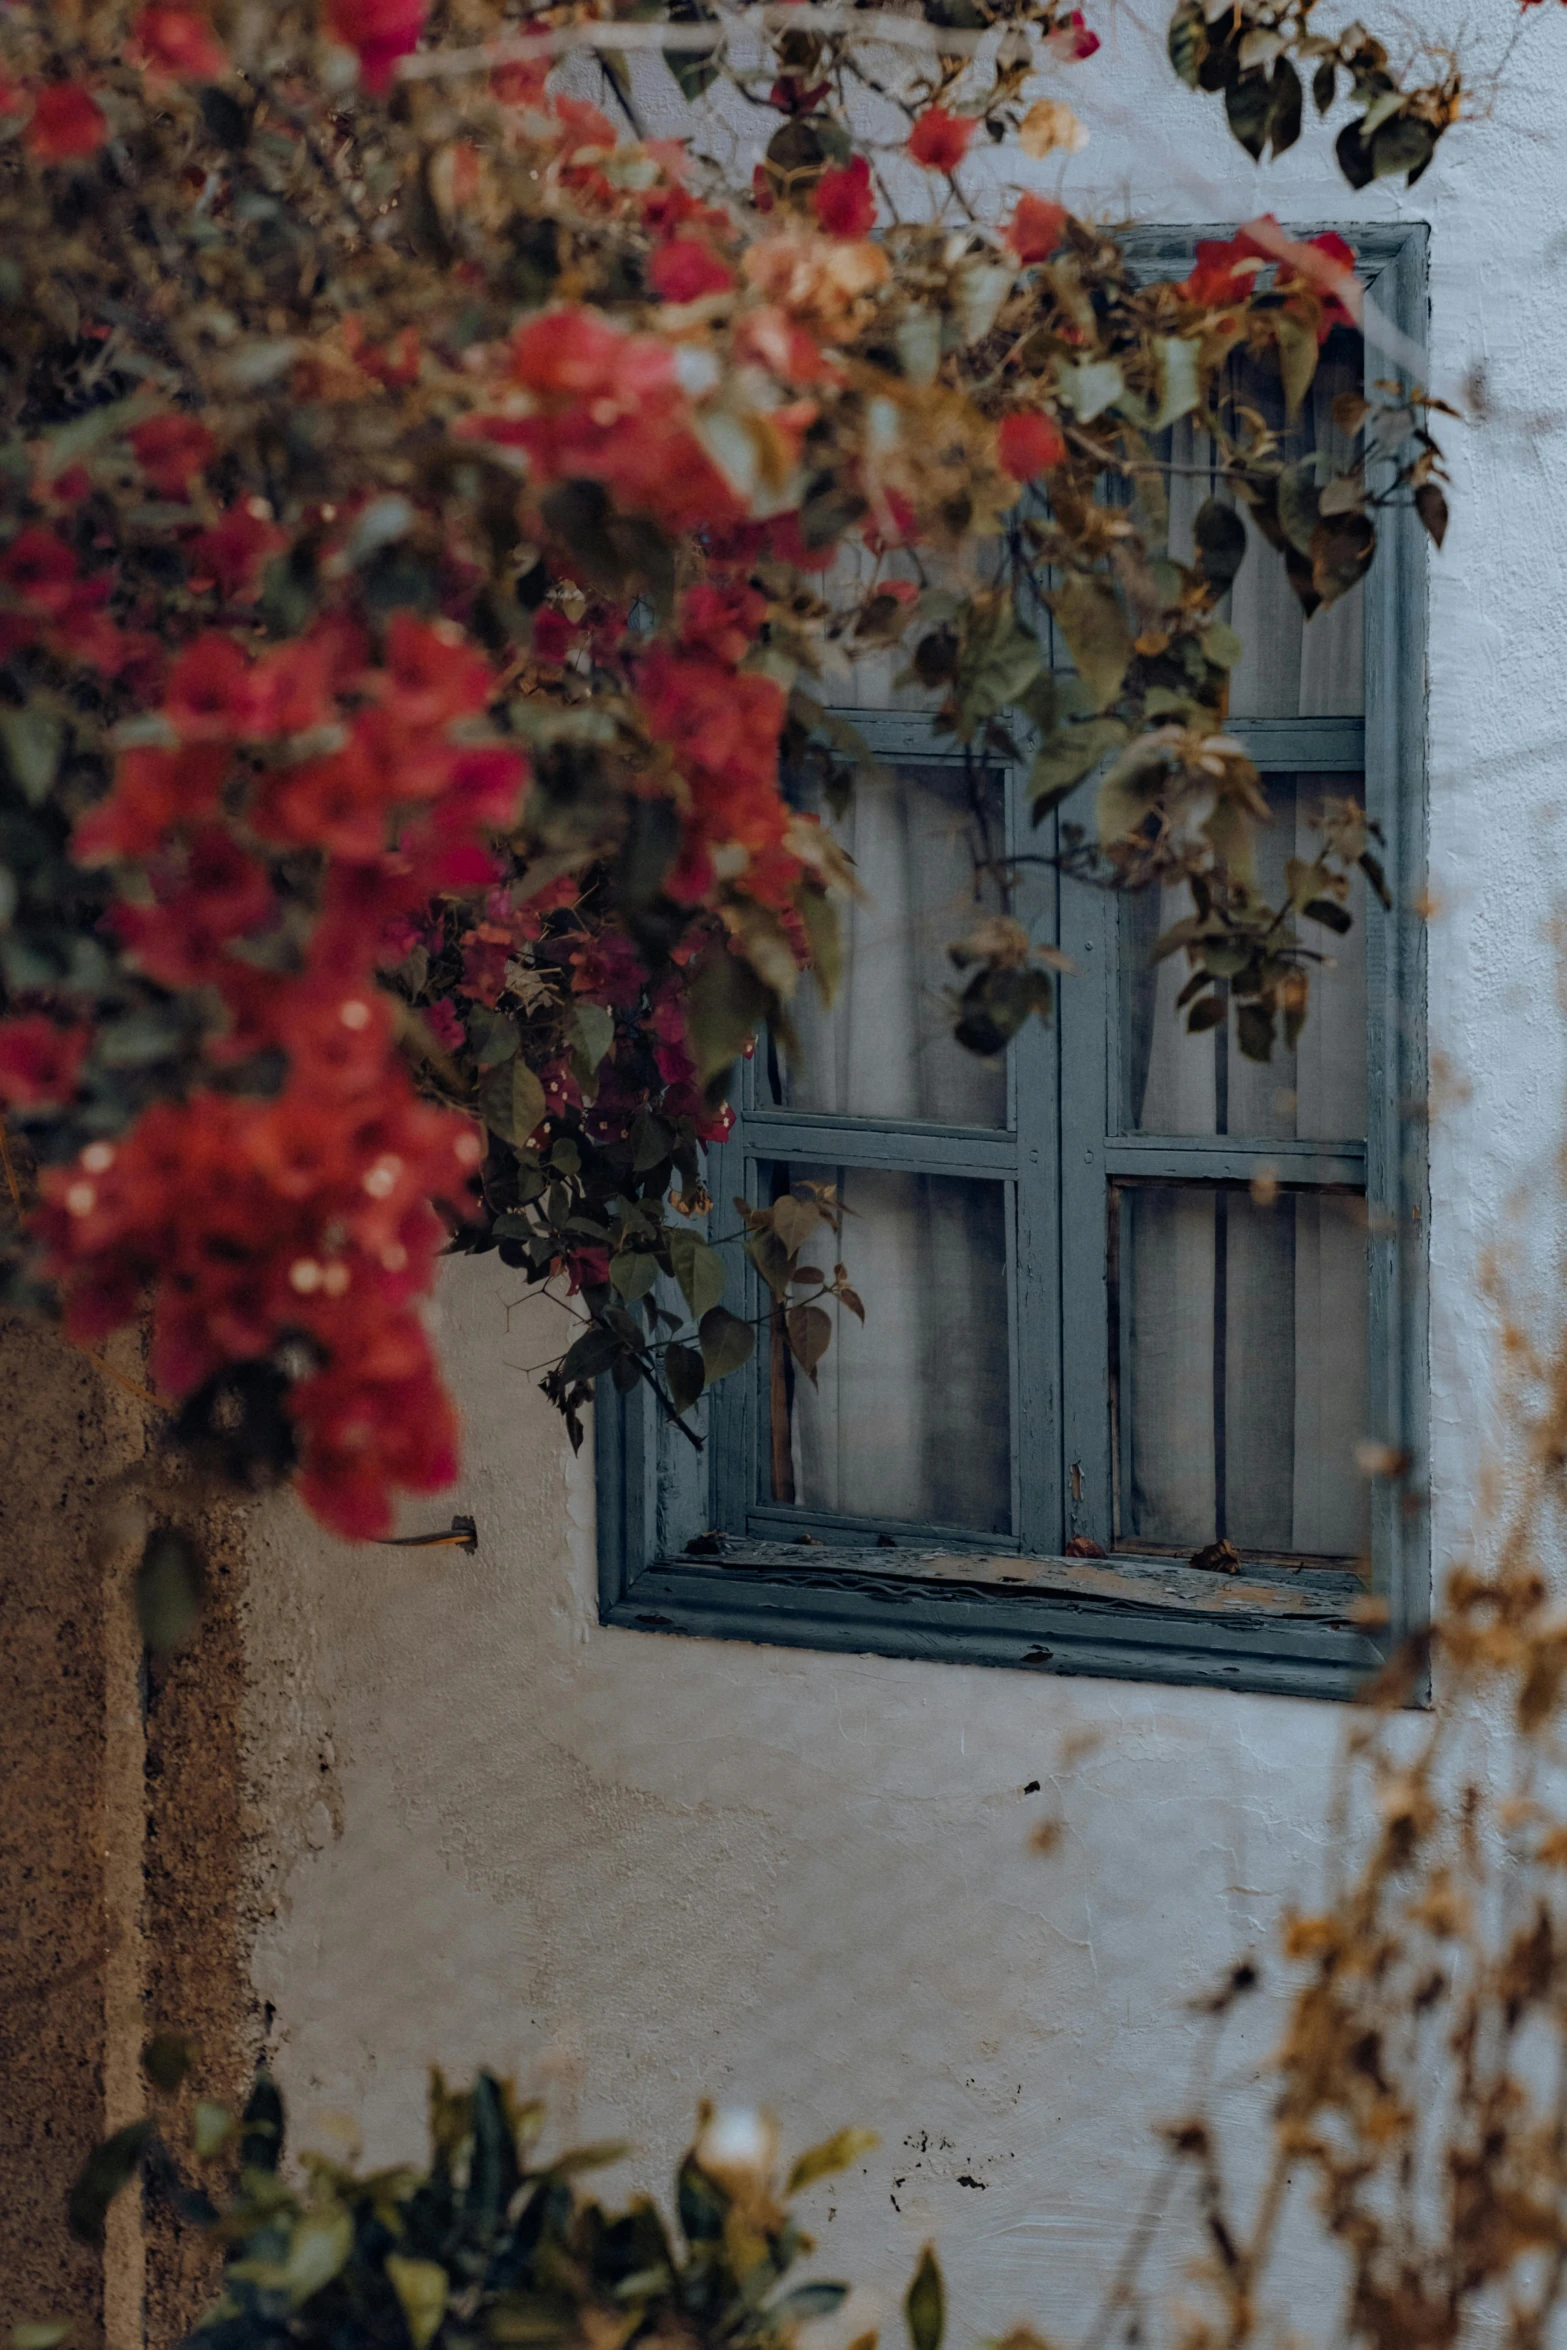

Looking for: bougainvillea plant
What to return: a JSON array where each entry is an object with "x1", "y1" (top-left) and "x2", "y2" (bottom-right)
[{"x1": 0, "y1": 0, "x2": 1468, "y2": 1537}]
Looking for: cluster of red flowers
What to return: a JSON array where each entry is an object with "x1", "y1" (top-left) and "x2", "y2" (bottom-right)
[
  {"x1": 4, "y1": 603, "x2": 530, "y2": 1537},
  {"x1": 1180, "y1": 215, "x2": 1360, "y2": 340}
]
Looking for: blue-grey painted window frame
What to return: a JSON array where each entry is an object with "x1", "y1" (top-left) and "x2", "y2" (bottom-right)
[{"x1": 597, "y1": 221, "x2": 1428, "y2": 1702}]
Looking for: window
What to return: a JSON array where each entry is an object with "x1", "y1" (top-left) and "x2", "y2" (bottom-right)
[{"x1": 598, "y1": 225, "x2": 1428, "y2": 1700}]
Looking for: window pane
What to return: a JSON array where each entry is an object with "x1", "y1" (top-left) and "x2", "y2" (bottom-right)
[
  {"x1": 1119, "y1": 773, "x2": 1368, "y2": 1143},
  {"x1": 1163, "y1": 335, "x2": 1365, "y2": 719},
  {"x1": 1115, "y1": 1184, "x2": 1368, "y2": 1561},
  {"x1": 760, "y1": 1163, "x2": 1011, "y2": 1534},
  {"x1": 767, "y1": 762, "x2": 1008, "y2": 1129}
]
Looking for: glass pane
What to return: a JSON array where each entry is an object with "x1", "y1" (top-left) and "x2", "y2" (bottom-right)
[
  {"x1": 767, "y1": 762, "x2": 1008, "y2": 1129},
  {"x1": 761, "y1": 1163, "x2": 1011, "y2": 1534},
  {"x1": 1163, "y1": 335, "x2": 1365, "y2": 719},
  {"x1": 1119, "y1": 773, "x2": 1368, "y2": 1143},
  {"x1": 1115, "y1": 1184, "x2": 1369, "y2": 1561}
]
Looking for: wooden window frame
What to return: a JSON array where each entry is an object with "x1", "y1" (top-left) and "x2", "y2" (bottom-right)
[{"x1": 596, "y1": 222, "x2": 1428, "y2": 1702}]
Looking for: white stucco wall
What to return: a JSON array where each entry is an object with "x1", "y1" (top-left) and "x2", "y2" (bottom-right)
[{"x1": 245, "y1": 15, "x2": 1567, "y2": 2343}]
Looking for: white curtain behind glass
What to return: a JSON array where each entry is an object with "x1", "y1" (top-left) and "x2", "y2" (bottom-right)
[
  {"x1": 767, "y1": 762, "x2": 1011, "y2": 1534},
  {"x1": 778, "y1": 1166, "x2": 1011, "y2": 1532},
  {"x1": 1117, "y1": 335, "x2": 1370, "y2": 1560}
]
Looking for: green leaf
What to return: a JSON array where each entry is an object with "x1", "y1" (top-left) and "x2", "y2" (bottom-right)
[
  {"x1": 1151, "y1": 337, "x2": 1201, "y2": 431},
  {"x1": 1028, "y1": 718, "x2": 1126, "y2": 815},
  {"x1": 1268, "y1": 55, "x2": 1302, "y2": 155},
  {"x1": 1302, "y1": 896, "x2": 1353, "y2": 934},
  {"x1": 796, "y1": 883, "x2": 842, "y2": 1011},
  {"x1": 1371, "y1": 110, "x2": 1436, "y2": 182},
  {"x1": 558, "y1": 1325, "x2": 623, "y2": 1385},
  {"x1": 785, "y1": 1304, "x2": 832, "y2": 1385},
  {"x1": 571, "y1": 1002, "x2": 615, "y2": 1073},
  {"x1": 0, "y1": 706, "x2": 63, "y2": 807},
  {"x1": 1193, "y1": 499, "x2": 1248, "y2": 596},
  {"x1": 771, "y1": 1194, "x2": 819, "y2": 1256},
  {"x1": 387, "y1": 2256, "x2": 449, "y2": 2350},
  {"x1": 11, "y1": 2326, "x2": 71, "y2": 2350},
  {"x1": 787, "y1": 2126, "x2": 879, "y2": 2195},
  {"x1": 686, "y1": 946, "x2": 770, "y2": 1088},
  {"x1": 1236, "y1": 1001, "x2": 1275, "y2": 1062},
  {"x1": 1168, "y1": 0, "x2": 1206, "y2": 88},
  {"x1": 1056, "y1": 358, "x2": 1123, "y2": 423},
  {"x1": 769, "y1": 2285, "x2": 850, "y2": 2322},
  {"x1": 1310, "y1": 511, "x2": 1375, "y2": 607},
  {"x1": 134, "y1": 1529, "x2": 204, "y2": 1653},
  {"x1": 467, "y1": 1005, "x2": 520, "y2": 1068},
  {"x1": 1049, "y1": 576, "x2": 1131, "y2": 710},
  {"x1": 665, "y1": 1342, "x2": 706, "y2": 1416},
  {"x1": 699, "y1": 1305, "x2": 756, "y2": 1382},
  {"x1": 68, "y1": 2119, "x2": 155, "y2": 2245},
  {"x1": 1276, "y1": 460, "x2": 1321, "y2": 557},
  {"x1": 285, "y1": 2209, "x2": 353, "y2": 2307},
  {"x1": 1096, "y1": 735, "x2": 1171, "y2": 848},
  {"x1": 668, "y1": 1228, "x2": 726, "y2": 1319},
  {"x1": 1312, "y1": 57, "x2": 1336, "y2": 112},
  {"x1": 193, "y1": 2101, "x2": 233, "y2": 2159},
  {"x1": 1415, "y1": 481, "x2": 1448, "y2": 549},
  {"x1": 1273, "y1": 307, "x2": 1318, "y2": 420},
  {"x1": 241, "y1": 2071, "x2": 285, "y2": 2172},
  {"x1": 955, "y1": 608, "x2": 1041, "y2": 741},
  {"x1": 1224, "y1": 68, "x2": 1272, "y2": 160},
  {"x1": 1200, "y1": 619, "x2": 1243, "y2": 670},
  {"x1": 905, "y1": 2246, "x2": 944, "y2": 2350},
  {"x1": 142, "y1": 2030, "x2": 197, "y2": 2092},
  {"x1": 482, "y1": 1058, "x2": 547, "y2": 1150},
  {"x1": 1186, "y1": 992, "x2": 1225, "y2": 1033},
  {"x1": 609, "y1": 1249, "x2": 658, "y2": 1302}
]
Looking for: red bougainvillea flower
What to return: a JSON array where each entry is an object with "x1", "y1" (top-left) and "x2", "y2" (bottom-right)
[
  {"x1": 164, "y1": 633, "x2": 261, "y2": 739},
  {"x1": 1, "y1": 527, "x2": 78, "y2": 616},
  {"x1": 1236, "y1": 215, "x2": 1360, "y2": 339},
  {"x1": 26, "y1": 84, "x2": 109, "y2": 163},
  {"x1": 1045, "y1": 8, "x2": 1101, "y2": 60},
  {"x1": 188, "y1": 501, "x2": 285, "y2": 600},
  {"x1": 328, "y1": 0, "x2": 427, "y2": 91},
  {"x1": 0, "y1": 1015, "x2": 89, "y2": 1107},
  {"x1": 131, "y1": 412, "x2": 216, "y2": 499},
  {"x1": 1006, "y1": 192, "x2": 1068, "y2": 265},
  {"x1": 129, "y1": 6, "x2": 227, "y2": 80},
  {"x1": 998, "y1": 409, "x2": 1066, "y2": 481},
  {"x1": 1184, "y1": 216, "x2": 1360, "y2": 342},
  {"x1": 649, "y1": 237, "x2": 735, "y2": 303},
  {"x1": 907, "y1": 108, "x2": 977, "y2": 172},
  {"x1": 73, "y1": 744, "x2": 229, "y2": 863},
  {"x1": 1180, "y1": 233, "x2": 1266, "y2": 309},
  {"x1": 813, "y1": 155, "x2": 876, "y2": 239}
]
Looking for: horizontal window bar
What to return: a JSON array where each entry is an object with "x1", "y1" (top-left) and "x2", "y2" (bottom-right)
[
  {"x1": 1223, "y1": 717, "x2": 1365, "y2": 770},
  {"x1": 740, "y1": 1113, "x2": 1018, "y2": 1175},
  {"x1": 1105, "y1": 1136, "x2": 1366, "y2": 1185},
  {"x1": 744, "y1": 1506, "x2": 1020, "y2": 1554}
]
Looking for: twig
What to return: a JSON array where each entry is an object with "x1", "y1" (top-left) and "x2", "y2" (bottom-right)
[
  {"x1": 75, "y1": 1343, "x2": 163, "y2": 1412},
  {"x1": 396, "y1": 5, "x2": 1000, "y2": 80},
  {"x1": 0, "y1": 1119, "x2": 20, "y2": 1215}
]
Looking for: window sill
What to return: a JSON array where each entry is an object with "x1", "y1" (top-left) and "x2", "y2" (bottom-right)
[{"x1": 601, "y1": 1535, "x2": 1393, "y2": 1703}]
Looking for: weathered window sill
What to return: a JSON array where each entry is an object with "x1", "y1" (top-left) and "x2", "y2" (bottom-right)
[{"x1": 601, "y1": 1534, "x2": 1392, "y2": 1703}]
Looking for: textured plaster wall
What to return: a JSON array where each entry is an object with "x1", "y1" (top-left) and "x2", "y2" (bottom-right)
[{"x1": 247, "y1": 16, "x2": 1567, "y2": 2345}]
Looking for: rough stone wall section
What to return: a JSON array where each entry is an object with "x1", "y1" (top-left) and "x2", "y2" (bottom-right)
[
  {"x1": 0, "y1": 1312, "x2": 141, "y2": 2345},
  {"x1": 0, "y1": 1303, "x2": 253, "y2": 2349}
]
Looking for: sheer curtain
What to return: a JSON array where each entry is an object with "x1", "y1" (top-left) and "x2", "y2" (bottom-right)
[
  {"x1": 766, "y1": 764, "x2": 1012, "y2": 1535},
  {"x1": 1115, "y1": 337, "x2": 1370, "y2": 1561}
]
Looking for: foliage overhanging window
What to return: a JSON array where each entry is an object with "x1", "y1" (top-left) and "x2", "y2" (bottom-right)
[{"x1": 599, "y1": 224, "x2": 1428, "y2": 1702}]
